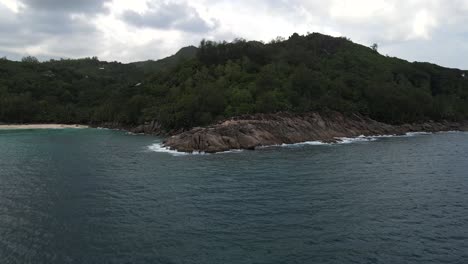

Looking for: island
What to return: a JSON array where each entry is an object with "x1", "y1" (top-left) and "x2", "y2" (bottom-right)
[{"x1": 1, "y1": 33, "x2": 467, "y2": 152}]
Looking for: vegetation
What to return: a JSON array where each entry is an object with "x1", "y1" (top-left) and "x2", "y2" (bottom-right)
[{"x1": 1, "y1": 33, "x2": 467, "y2": 129}]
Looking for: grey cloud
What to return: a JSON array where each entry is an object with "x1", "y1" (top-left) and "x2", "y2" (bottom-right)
[
  {"x1": 122, "y1": 2, "x2": 216, "y2": 33},
  {"x1": 0, "y1": 5, "x2": 39, "y2": 47},
  {"x1": 0, "y1": 1, "x2": 102, "y2": 59},
  {"x1": 18, "y1": 9, "x2": 96, "y2": 35},
  {"x1": 1, "y1": 0, "x2": 468, "y2": 68},
  {"x1": 41, "y1": 32, "x2": 104, "y2": 58},
  {"x1": 0, "y1": 5, "x2": 17, "y2": 34},
  {"x1": 19, "y1": 0, "x2": 111, "y2": 14},
  {"x1": 381, "y1": 27, "x2": 468, "y2": 69},
  {"x1": 0, "y1": 50, "x2": 22, "y2": 61}
]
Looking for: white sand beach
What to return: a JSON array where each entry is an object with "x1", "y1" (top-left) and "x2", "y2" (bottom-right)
[{"x1": 0, "y1": 124, "x2": 88, "y2": 130}]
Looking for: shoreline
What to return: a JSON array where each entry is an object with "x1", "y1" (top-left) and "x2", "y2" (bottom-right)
[
  {"x1": 151, "y1": 131, "x2": 464, "y2": 156},
  {"x1": 2, "y1": 114, "x2": 467, "y2": 154},
  {"x1": 0, "y1": 124, "x2": 89, "y2": 130},
  {"x1": 163, "y1": 112, "x2": 468, "y2": 153}
]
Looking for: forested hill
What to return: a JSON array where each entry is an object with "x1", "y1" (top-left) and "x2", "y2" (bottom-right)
[
  {"x1": 130, "y1": 46, "x2": 198, "y2": 74},
  {"x1": 1, "y1": 33, "x2": 467, "y2": 129}
]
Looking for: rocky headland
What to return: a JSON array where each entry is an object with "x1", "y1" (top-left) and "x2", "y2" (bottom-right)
[{"x1": 163, "y1": 112, "x2": 468, "y2": 153}]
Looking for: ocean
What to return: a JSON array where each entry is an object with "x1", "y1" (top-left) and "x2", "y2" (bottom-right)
[{"x1": 1, "y1": 128, "x2": 467, "y2": 263}]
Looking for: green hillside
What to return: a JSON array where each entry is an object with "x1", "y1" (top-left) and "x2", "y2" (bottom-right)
[{"x1": 1, "y1": 33, "x2": 467, "y2": 128}]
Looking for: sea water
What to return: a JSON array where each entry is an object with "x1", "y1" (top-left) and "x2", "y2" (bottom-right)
[{"x1": 1, "y1": 129, "x2": 467, "y2": 263}]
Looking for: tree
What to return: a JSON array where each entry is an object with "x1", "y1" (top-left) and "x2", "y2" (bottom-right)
[
  {"x1": 21, "y1": 56, "x2": 39, "y2": 64},
  {"x1": 371, "y1": 43, "x2": 379, "y2": 52},
  {"x1": 270, "y1": 36, "x2": 286, "y2": 44}
]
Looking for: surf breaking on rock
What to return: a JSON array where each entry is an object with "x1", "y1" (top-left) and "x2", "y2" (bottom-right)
[{"x1": 162, "y1": 112, "x2": 468, "y2": 154}]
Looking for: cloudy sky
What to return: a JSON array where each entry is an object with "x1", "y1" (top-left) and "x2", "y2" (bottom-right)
[{"x1": 1, "y1": 0, "x2": 468, "y2": 69}]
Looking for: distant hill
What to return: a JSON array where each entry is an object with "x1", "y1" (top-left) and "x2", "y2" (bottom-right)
[
  {"x1": 130, "y1": 46, "x2": 198, "y2": 74},
  {"x1": 0, "y1": 33, "x2": 467, "y2": 130}
]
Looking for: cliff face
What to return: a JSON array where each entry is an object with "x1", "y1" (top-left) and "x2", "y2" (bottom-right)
[{"x1": 163, "y1": 112, "x2": 467, "y2": 153}]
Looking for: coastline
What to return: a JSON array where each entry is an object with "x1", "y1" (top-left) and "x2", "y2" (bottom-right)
[
  {"x1": 150, "y1": 131, "x2": 463, "y2": 156},
  {"x1": 0, "y1": 124, "x2": 89, "y2": 130},
  {"x1": 2, "y1": 114, "x2": 467, "y2": 154},
  {"x1": 163, "y1": 112, "x2": 468, "y2": 153}
]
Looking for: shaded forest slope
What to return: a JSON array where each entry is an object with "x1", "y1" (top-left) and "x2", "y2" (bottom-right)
[{"x1": 1, "y1": 33, "x2": 467, "y2": 131}]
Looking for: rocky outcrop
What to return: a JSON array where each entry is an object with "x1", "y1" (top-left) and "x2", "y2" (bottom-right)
[
  {"x1": 130, "y1": 120, "x2": 163, "y2": 134},
  {"x1": 93, "y1": 120, "x2": 165, "y2": 135},
  {"x1": 163, "y1": 112, "x2": 468, "y2": 153}
]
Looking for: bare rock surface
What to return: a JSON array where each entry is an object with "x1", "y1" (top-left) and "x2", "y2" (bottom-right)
[{"x1": 163, "y1": 112, "x2": 468, "y2": 153}]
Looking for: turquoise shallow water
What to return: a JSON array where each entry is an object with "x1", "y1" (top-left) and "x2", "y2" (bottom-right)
[{"x1": 0, "y1": 128, "x2": 467, "y2": 263}]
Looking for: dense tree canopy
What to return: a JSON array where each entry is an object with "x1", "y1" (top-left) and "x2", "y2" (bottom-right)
[{"x1": 1, "y1": 33, "x2": 467, "y2": 129}]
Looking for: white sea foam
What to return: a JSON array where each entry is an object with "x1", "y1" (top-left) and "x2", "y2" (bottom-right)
[
  {"x1": 338, "y1": 132, "x2": 433, "y2": 142},
  {"x1": 438, "y1": 131, "x2": 463, "y2": 134},
  {"x1": 279, "y1": 141, "x2": 330, "y2": 147},
  {"x1": 371, "y1": 134, "x2": 399, "y2": 138},
  {"x1": 147, "y1": 143, "x2": 244, "y2": 156},
  {"x1": 215, "y1": 149, "x2": 244, "y2": 154},
  {"x1": 336, "y1": 135, "x2": 378, "y2": 144},
  {"x1": 148, "y1": 143, "x2": 191, "y2": 156},
  {"x1": 273, "y1": 132, "x2": 434, "y2": 148},
  {"x1": 126, "y1": 132, "x2": 144, "y2": 136},
  {"x1": 404, "y1": 132, "x2": 432, "y2": 137}
]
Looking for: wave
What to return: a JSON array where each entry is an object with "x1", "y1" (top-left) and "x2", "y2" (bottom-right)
[
  {"x1": 148, "y1": 143, "x2": 192, "y2": 156},
  {"x1": 336, "y1": 135, "x2": 378, "y2": 144},
  {"x1": 216, "y1": 149, "x2": 245, "y2": 154},
  {"x1": 147, "y1": 143, "x2": 244, "y2": 156},
  {"x1": 126, "y1": 132, "x2": 145, "y2": 136},
  {"x1": 277, "y1": 141, "x2": 330, "y2": 147},
  {"x1": 404, "y1": 132, "x2": 432, "y2": 137},
  {"x1": 277, "y1": 135, "x2": 379, "y2": 148},
  {"x1": 274, "y1": 132, "x2": 435, "y2": 148}
]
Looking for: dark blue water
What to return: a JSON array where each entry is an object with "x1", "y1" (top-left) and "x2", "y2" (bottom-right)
[{"x1": 1, "y1": 129, "x2": 467, "y2": 264}]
